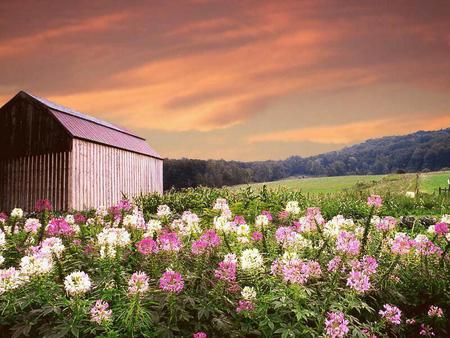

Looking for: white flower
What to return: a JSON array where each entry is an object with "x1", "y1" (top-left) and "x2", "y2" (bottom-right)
[
  {"x1": 255, "y1": 215, "x2": 269, "y2": 228},
  {"x1": 65, "y1": 215, "x2": 75, "y2": 225},
  {"x1": 223, "y1": 253, "x2": 237, "y2": 264},
  {"x1": 214, "y1": 216, "x2": 236, "y2": 233},
  {"x1": 414, "y1": 234, "x2": 428, "y2": 243},
  {"x1": 10, "y1": 208, "x2": 23, "y2": 218},
  {"x1": 236, "y1": 223, "x2": 250, "y2": 236},
  {"x1": 213, "y1": 198, "x2": 229, "y2": 211},
  {"x1": 405, "y1": 191, "x2": 415, "y2": 198},
  {"x1": 427, "y1": 225, "x2": 435, "y2": 234},
  {"x1": 41, "y1": 237, "x2": 65, "y2": 258},
  {"x1": 20, "y1": 254, "x2": 53, "y2": 277},
  {"x1": 241, "y1": 286, "x2": 257, "y2": 300},
  {"x1": 123, "y1": 210, "x2": 146, "y2": 230},
  {"x1": 145, "y1": 219, "x2": 162, "y2": 237},
  {"x1": 97, "y1": 228, "x2": 131, "y2": 248},
  {"x1": 441, "y1": 214, "x2": 450, "y2": 224},
  {"x1": 285, "y1": 201, "x2": 300, "y2": 215},
  {"x1": 240, "y1": 248, "x2": 264, "y2": 271},
  {"x1": 95, "y1": 206, "x2": 108, "y2": 218},
  {"x1": 64, "y1": 271, "x2": 91, "y2": 296},
  {"x1": 323, "y1": 215, "x2": 355, "y2": 238},
  {"x1": 0, "y1": 255, "x2": 4, "y2": 266},
  {"x1": 180, "y1": 211, "x2": 201, "y2": 235},
  {"x1": 100, "y1": 245, "x2": 117, "y2": 259},
  {"x1": 237, "y1": 236, "x2": 250, "y2": 244},
  {"x1": 281, "y1": 251, "x2": 300, "y2": 262},
  {"x1": 0, "y1": 229, "x2": 5, "y2": 249},
  {"x1": 221, "y1": 208, "x2": 232, "y2": 219},
  {"x1": 24, "y1": 218, "x2": 41, "y2": 234},
  {"x1": 157, "y1": 205, "x2": 171, "y2": 217},
  {"x1": 0, "y1": 267, "x2": 27, "y2": 294}
]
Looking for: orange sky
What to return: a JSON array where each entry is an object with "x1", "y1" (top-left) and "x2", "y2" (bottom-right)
[{"x1": 1, "y1": 0, "x2": 449, "y2": 160}]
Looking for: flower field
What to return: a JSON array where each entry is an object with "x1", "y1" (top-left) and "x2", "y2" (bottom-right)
[{"x1": 0, "y1": 189, "x2": 449, "y2": 337}]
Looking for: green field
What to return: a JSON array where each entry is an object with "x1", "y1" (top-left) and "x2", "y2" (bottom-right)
[{"x1": 233, "y1": 171, "x2": 450, "y2": 194}]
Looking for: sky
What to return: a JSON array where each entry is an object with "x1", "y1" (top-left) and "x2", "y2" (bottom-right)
[{"x1": 0, "y1": 0, "x2": 449, "y2": 161}]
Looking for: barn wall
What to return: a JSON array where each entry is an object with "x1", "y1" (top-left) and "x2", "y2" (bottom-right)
[
  {"x1": 70, "y1": 139, "x2": 163, "y2": 210},
  {"x1": 0, "y1": 152, "x2": 71, "y2": 212}
]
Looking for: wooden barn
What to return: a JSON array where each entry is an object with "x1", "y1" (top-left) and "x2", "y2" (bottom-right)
[{"x1": 0, "y1": 91, "x2": 163, "y2": 212}]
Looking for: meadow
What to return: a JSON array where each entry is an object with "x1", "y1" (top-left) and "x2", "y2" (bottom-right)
[
  {"x1": 0, "y1": 183, "x2": 449, "y2": 337},
  {"x1": 232, "y1": 171, "x2": 450, "y2": 195}
]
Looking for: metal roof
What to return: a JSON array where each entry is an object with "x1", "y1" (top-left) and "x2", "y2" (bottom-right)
[{"x1": 21, "y1": 91, "x2": 162, "y2": 159}]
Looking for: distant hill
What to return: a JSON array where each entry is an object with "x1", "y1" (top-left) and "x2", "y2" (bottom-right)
[{"x1": 164, "y1": 128, "x2": 450, "y2": 190}]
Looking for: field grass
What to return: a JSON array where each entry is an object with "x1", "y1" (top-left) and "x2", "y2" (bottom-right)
[{"x1": 232, "y1": 170, "x2": 450, "y2": 195}]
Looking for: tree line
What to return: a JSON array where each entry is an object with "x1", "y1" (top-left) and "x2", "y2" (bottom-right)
[{"x1": 163, "y1": 128, "x2": 450, "y2": 190}]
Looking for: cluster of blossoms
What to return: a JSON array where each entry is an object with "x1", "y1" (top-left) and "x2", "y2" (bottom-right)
[
  {"x1": 158, "y1": 230, "x2": 182, "y2": 252},
  {"x1": 159, "y1": 269, "x2": 184, "y2": 293},
  {"x1": 35, "y1": 199, "x2": 52, "y2": 212},
  {"x1": 367, "y1": 194, "x2": 382, "y2": 208},
  {"x1": 193, "y1": 332, "x2": 207, "y2": 338},
  {"x1": 427, "y1": 305, "x2": 444, "y2": 318},
  {"x1": 324, "y1": 215, "x2": 356, "y2": 238},
  {"x1": 294, "y1": 207, "x2": 325, "y2": 233},
  {"x1": 145, "y1": 219, "x2": 163, "y2": 237},
  {"x1": 374, "y1": 216, "x2": 397, "y2": 232},
  {"x1": 272, "y1": 257, "x2": 321, "y2": 285},
  {"x1": 191, "y1": 229, "x2": 221, "y2": 255},
  {"x1": 379, "y1": 304, "x2": 402, "y2": 325},
  {"x1": 0, "y1": 267, "x2": 26, "y2": 294},
  {"x1": 285, "y1": 201, "x2": 301, "y2": 215},
  {"x1": 10, "y1": 208, "x2": 24, "y2": 219},
  {"x1": 136, "y1": 237, "x2": 159, "y2": 255},
  {"x1": 46, "y1": 217, "x2": 76, "y2": 237},
  {"x1": 275, "y1": 226, "x2": 312, "y2": 250},
  {"x1": 97, "y1": 228, "x2": 131, "y2": 258},
  {"x1": 324, "y1": 311, "x2": 349, "y2": 338},
  {"x1": 156, "y1": 204, "x2": 171, "y2": 218},
  {"x1": 346, "y1": 256, "x2": 378, "y2": 293},
  {"x1": 90, "y1": 300, "x2": 112, "y2": 324},
  {"x1": 24, "y1": 218, "x2": 41, "y2": 234},
  {"x1": 336, "y1": 231, "x2": 360, "y2": 256},
  {"x1": 123, "y1": 208, "x2": 146, "y2": 230},
  {"x1": 413, "y1": 235, "x2": 443, "y2": 256},
  {"x1": 240, "y1": 248, "x2": 264, "y2": 271},
  {"x1": 171, "y1": 211, "x2": 201, "y2": 236},
  {"x1": 19, "y1": 251, "x2": 53, "y2": 277},
  {"x1": 64, "y1": 271, "x2": 91, "y2": 297},
  {"x1": 128, "y1": 271, "x2": 149, "y2": 296},
  {"x1": 390, "y1": 233, "x2": 413, "y2": 255},
  {"x1": 214, "y1": 254, "x2": 237, "y2": 284}
]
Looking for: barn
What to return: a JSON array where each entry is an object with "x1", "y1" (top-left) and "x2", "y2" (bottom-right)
[{"x1": 0, "y1": 91, "x2": 163, "y2": 212}]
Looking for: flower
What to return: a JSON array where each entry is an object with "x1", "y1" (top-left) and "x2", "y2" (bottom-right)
[
  {"x1": 0, "y1": 267, "x2": 27, "y2": 294},
  {"x1": 159, "y1": 269, "x2": 184, "y2": 293},
  {"x1": 346, "y1": 270, "x2": 370, "y2": 293},
  {"x1": 46, "y1": 217, "x2": 74, "y2": 237},
  {"x1": 97, "y1": 228, "x2": 131, "y2": 248},
  {"x1": 327, "y1": 256, "x2": 342, "y2": 272},
  {"x1": 236, "y1": 300, "x2": 254, "y2": 313},
  {"x1": 375, "y1": 216, "x2": 397, "y2": 232},
  {"x1": 367, "y1": 194, "x2": 382, "y2": 208},
  {"x1": 214, "y1": 216, "x2": 235, "y2": 233},
  {"x1": 324, "y1": 311, "x2": 349, "y2": 338},
  {"x1": 20, "y1": 253, "x2": 53, "y2": 277},
  {"x1": 128, "y1": 271, "x2": 149, "y2": 295},
  {"x1": 136, "y1": 238, "x2": 159, "y2": 255},
  {"x1": 158, "y1": 231, "x2": 182, "y2": 252},
  {"x1": 323, "y1": 216, "x2": 355, "y2": 238},
  {"x1": 145, "y1": 219, "x2": 162, "y2": 237},
  {"x1": 157, "y1": 204, "x2": 171, "y2": 217},
  {"x1": 251, "y1": 231, "x2": 263, "y2": 241},
  {"x1": 391, "y1": 233, "x2": 413, "y2": 255},
  {"x1": 193, "y1": 332, "x2": 207, "y2": 338},
  {"x1": 336, "y1": 231, "x2": 360, "y2": 256},
  {"x1": 64, "y1": 271, "x2": 91, "y2": 296},
  {"x1": 241, "y1": 286, "x2": 256, "y2": 300},
  {"x1": 255, "y1": 214, "x2": 269, "y2": 228},
  {"x1": 285, "y1": 201, "x2": 300, "y2": 215},
  {"x1": 379, "y1": 304, "x2": 401, "y2": 325},
  {"x1": 419, "y1": 324, "x2": 435, "y2": 336},
  {"x1": 405, "y1": 191, "x2": 416, "y2": 198},
  {"x1": 24, "y1": 218, "x2": 41, "y2": 234},
  {"x1": 0, "y1": 229, "x2": 6, "y2": 249},
  {"x1": 10, "y1": 208, "x2": 23, "y2": 218},
  {"x1": 213, "y1": 198, "x2": 229, "y2": 212},
  {"x1": 434, "y1": 222, "x2": 448, "y2": 235},
  {"x1": 240, "y1": 248, "x2": 264, "y2": 271},
  {"x1": 441, "y1": 214, "x2": 450, "y2": 224},
  {"x1": 90, "y1": 300, "x2": 112, "y2": 324},
  {"x1": 35, "y1": 199, "x2": 52, "y2": 212},
  {"x1": 427, "y1": 305, "x2": 444, "y2": 318},
  {"x1": 41, "y1": 237, "x2": 65, "y2": 258},
  {"x1": 215, "y1": 257, "x2": 237, "y2": 283}
]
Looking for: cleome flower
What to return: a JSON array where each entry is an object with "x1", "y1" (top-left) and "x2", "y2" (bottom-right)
[
  {"x1": 159, "y1": 269, "x2": 184, "y2": 293},
  {"x1": 0, "y1": 267, "x2": 28, "y2": 295},
  {"x1": 324, "y1": 311, "x2": 349, "y2": 338},
  {"x1": 90, "y1": 299, "x2": 112, "y2": 325},
  {"x1": 64, "y1": 271, "x2": 91, "y2": 297},
  {"x1": 128, "y1": 271, "x2": 149, "y2": 296},
  {"x1": 379, "y1": 304, "x2": 402, "y2": 325},
  {"x1": 240, "y1": 248, "x2": 264, "y2": 271}
]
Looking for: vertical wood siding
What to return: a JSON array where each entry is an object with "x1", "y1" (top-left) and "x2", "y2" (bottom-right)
[
  {"x1": 0, "y1": 152, "x2": 71, "y2": 212},
  {"x1": 71, "y1": 139, "x2": 163, "y2": 210}
]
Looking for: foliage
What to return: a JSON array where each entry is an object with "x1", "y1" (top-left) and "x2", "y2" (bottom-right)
[{"x1": 0, "y1": 192, "x2": 449, "y2": 337}]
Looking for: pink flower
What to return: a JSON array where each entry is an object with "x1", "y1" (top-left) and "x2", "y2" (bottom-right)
[
  {"x1": 281, "y1": 259, "x2": 310, "y2": 285},
  {"x1": 159, "y1": 270, "x2": 184, "y2": 293},
  {"x1": 158, "y1": 231, "x2": 182, "y2": 252},
  {"x1": 117, "y1": 199, "x2": 132, "y2": 212},
  {"x1": 391, "y1": 233, "x2": 413, "y2": 255},
  {"x1": 414, "y1": 239, "x2": 443, "y2": 256},
  {"x1": 234, "y1": 216, "x2": 246, "y2": 225},
  {"x1": 367, "y1": 194, "x2": 382, "y2": 208},
  {"x1": 350, "y1": 256, "x2": 378, "y2": 275},
  {"x1": 193, "y1": 332, "x2": 207, "y2": 338},
  {"x1": 346, "y1": 270, "x2": 370, "y2": 293},
  {"x1": 192, "y1": 230, "x2": 221, "y2": 255},
  {"x1": 278, "y1": 211, "x2": 290, "y2": 219},
  {"x1": 261, "y1": 210, "x2": 273, "y2": 221},
  {"x1": 35, "y1": 199, "x2": 52, "y2": 212},
  {"x1": 236, "y1": 300, "x2": 254, "y2": 313},
  {"x1": 24, "y1": 218, "x2": 41, "y2": 234},
  {"x1": 0, "y1": 212, "x2": 9, "y2": 223},
  {"x1": 214, "y1": 260, "x2": 237, "y2": 283},
  {"x1": 325, "y1": 311, "x2": 349, "y2": 338},
  {"x1": 306, "y1": 207, "x2": 325, "y2": 225},
  {"x1": 90, "y1": 300, "x2": 112, "y2": 324},
  {"x1": 427, "y1": 305, "x2": 444, "y2": 318},
  {"x1": 375, "y1": 216, "x2": 396, "y2": 232},
  {"x1": 251, "y1": 231, "x2": 263, "y2": 241},
  {"x1": 379, "y1": 304, "x2": 401, "y2": 325},
  {"x1": 419, "y1": 324, "x2": 435, "y2": 336},
  {"x1": 336, "y1": 231, "x2": 360, "y2": 256},
  {"x1": 128, "y1": 271, "x2": 149, "y2": 296},
  {"x1": 74, "y1": 214, "x2": 87, "y2": 224},
  {"x1": 327, "y1": 256, "x2": 342, "y2": 272},
  {"x1": 191, "y1": 240, "x2": 208, "y2": 255},
  {"x1": 136, "y1": 238, "x2": 159, "y2": 255},
  {"x1": 434, "y1": 222, "x2": 448, "y2": 235},
  {"x1": 46, "y1": 217, "x2": 74, "y2": 237}
]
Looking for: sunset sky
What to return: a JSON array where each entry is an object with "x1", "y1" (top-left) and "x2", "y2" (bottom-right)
[{"x1": 1, "y1": 0, "x2": 449, "y2": 160}]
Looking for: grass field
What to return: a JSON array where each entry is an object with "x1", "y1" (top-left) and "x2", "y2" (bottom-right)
[{"x1": 233, "y1": 170, "x2": 450, "y2": 194}]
